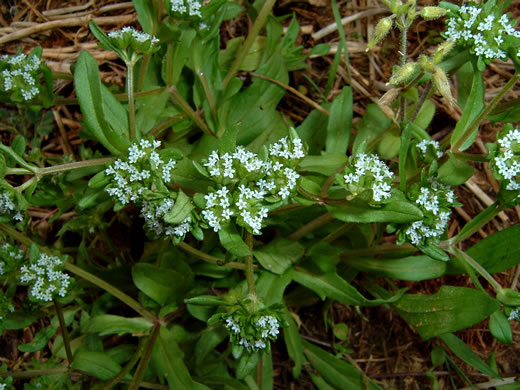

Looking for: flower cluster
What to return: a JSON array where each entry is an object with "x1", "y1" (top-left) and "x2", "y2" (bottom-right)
[
  {"x1": 0, "y1": 241, "x2": 25, "y2": 276},
  {"x1": 201, "y1": 137, "x2": 305, "y2": 234},
  {"x1": 416, "y1": 139, "x2": 443, "y2": 160},
  {"x1": 338, "y1": 153, "x2": 394, "y2": 203},
  {"x1": 0, "y1": 52, "x2": 41, "y2": 102},
  {"x1": 223, "y1": 312, "x2": 281, "y2": 352},
  {"x1": 104, "y1": 139, "x2": 193, "y2": 240},
  {"x1": 508, "y1": 307, "x2": 520, "y2": 321},
  {"x1": 170, "y1": 0, "x2": 202, "y2": 18},
  {"x1": 107, "y1": 26, "x2": 160, "y2": 55},
  {"x1": 402, "y1": 178, "x2": 457, "y2": 246},
  {"x1": 0, "y1": 184, "x2": 24, "y2": 224},
  {"x1": 19, "y1": 253, "x2": 71, "y2": 302},
  {"x1": 444, "y1": 4, "x2": 520, "y2": 61},
  {"x1": 491, "y1": 127, "x2": 520, "y2": 204}
]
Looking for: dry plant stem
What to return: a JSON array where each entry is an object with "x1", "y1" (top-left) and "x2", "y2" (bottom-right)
[
  {"x1": 177, "y1": 241, "x2": 250, "y2": 270},
  {"x1": 250, "y1": 72, "x2": 329, "y2": 116},
  {"x1": 0, "y1": 14, "x2": 136, "y2": 45},
  {"x1": 168, "y1": 86, "x2": 215, "y2": 137},
  {"x1": 245, "y1": 232, "x2": 256, "y2": 296},
  {"x1": 288, "y1": 212, "x2": 333, "y2": 241},
  {"x1": 312, "y1": 8, "x2": 388, "y2": 40},
  {"x1": 53, "y1": 299, "x2": 73, "y2": 366},
  {"x1": 222, "y1": 0, "x2": 277, "y2": 89},
  {"x1": 128, "y1": 324, "x2": 161, "y2": 390},
  {"x1": 52, "y1": 108, "x2": 74, "y2": 156},
  {"x1": 452, "y1": 72, "x2": 520, "y2": 152}
]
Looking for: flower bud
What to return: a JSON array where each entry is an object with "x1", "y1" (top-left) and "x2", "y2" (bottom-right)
[
  {"x1": 419, "y1": 54, "x2": 435, "y2": 73},
  {"x1": 367, "y1": 17, "x2": 393, "y2": 50},
  {"x1": 432, "y1": 67, "x2": 455, "y2": 105},
  {"x1": 388, "y1": 62, "x2": 419, "y2": 86},
  {"x1": 419, "y1": 6, "x2": 447, "y2": 20},
  {"x1": 433, "y1": 40, "x2": 456, "y2": 64}
]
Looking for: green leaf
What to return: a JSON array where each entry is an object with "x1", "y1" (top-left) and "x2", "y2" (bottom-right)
[
  {"x1": 85, "y1": 315, "x2": 153, "y2": 336},
  {"x1": 89, "y1": 21, "x2": 124, "y2": 58},
  {"x1": 393, "y1": 286, "x2": 500, "y2": 339},
  {"x1": 303, "y1": 341, "x2": 383, "y2": 389},
  {"x1": 377, "y1": 128, "x2": 400, "y2": 159},
  {"x1": 72, "y1": 349, "x2": 124, "y2": 381},
  {"x1": 132, "y1": 263, "x2": 189, "y2": 305},
  {"x1": 439, "y1": 333, "x2": 500, "y2": 378},
  {"x1": 195, "y1": 327, "x2": 228, "y2": 366},
  {"x1": 310, "y1": 373, "x2": 336, "y2": 390},
  {"x1": 346, "y1": 255, "x2": 446, "y2": 281},
  {"x1": 291, "y1": 269, "x2": 405, "y2": 306},
  {"x1": 299, "y1": 153, "x2": 348, "y2": 176},
  {"x1": 253, "y1": 239, "x2": 304, "y2": 274},
  {"x1": 102, "y1": 83, "x2": 129, "y2": 139},
  {"x1": 133, "y1": 0, "x2": 154, "y2": 33},
  {"x1": 236, "y1": 351, "x2": 262, "y2": 379},
  {"x1": 328, "y1": 200, "x2": 423, "y2": 223},
  {"x1": 438, "y1": 152, "x2": 474, "y2": 185},
  {"x1": 218, "y1": 223, "x2": 251, "y2": 257},
  {"x1": 256, "y1": 271, "x2": 292, "y2": 306},
  {"x1": 75, "y1": 51, "x2": 121, "y2": 155},
  {"x1": 164, "y1": 190, "x2": 194, "y2": 224},
  {"x1": 489, "y1": 311, "x2": 512, "y2": 345},
  {"x1": 151, "y1": 327, "x2": 208, "y2": 390},
  {"x1": 431, "y1": 345, "x2": 445, "y2": 367},
  {"x1": 352, "y1": 104, "x2": 391, "y2": 155},
  {"x1": 413, "y1": 99, "x2": 436, "y2": 130},
  {"x1": 326, "y1": 87, "x2": 352, "y2": 155},
  {"x1": 450, "y1": 65, "x2": 484, "y2": 151},
  {"x1": 261, "y1": 350, "x2": 273, "y2": 390},
  {"x1": 136, "y1": 88, "x2": 170, "y2": 135},
  {"x1": 447, "y1": 225, "x2": 520, "y2": 274},
  {"x1": 19, "y1": 325, "x2": 57, "y2": 353},
  {"x1": 283, "y1": 310, "x2": 303, "y2": 377}
]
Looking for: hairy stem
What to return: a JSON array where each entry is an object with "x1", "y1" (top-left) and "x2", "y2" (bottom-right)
[{"x1": 6, "y1": 157, "x2": 113, "y2": 176}]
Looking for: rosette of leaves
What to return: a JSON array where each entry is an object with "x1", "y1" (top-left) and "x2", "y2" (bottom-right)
[
  {"x1": 0, "y1": 47, "x2": 54, "y2": 107},
  {"x1": 442, "y1": 0, "x2": 520, "y2": 68},
  {"x1": 488, "y1": 124, "x2": 520, "y2": 207},
  {"x1": 396, "y1": 174, "x2": 459, "y2": 260},
  {"x1": 0, "y1": 180, "x2": 27, "y2": 224},
  {"x1": 17, "y1": 245, "x2": 71, "y2": 303},
  {"x1": 336, "y1": 152, "x2": 394, "y2": 205}
]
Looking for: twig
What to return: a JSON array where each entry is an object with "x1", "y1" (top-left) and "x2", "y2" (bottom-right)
[
  {"x1": 0, "y1": 14, "x2": 136, "y2": 45},
  {"x1": 312, "y1": 8, "x2": 388, "y2": 41}
]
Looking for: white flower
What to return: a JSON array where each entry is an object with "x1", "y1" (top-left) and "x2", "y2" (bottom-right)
[
  {"x1": 508, "y1": 307, "x2": 520, "y2": 321},
  {"x1": 171, "y1": 0, "x2": 202, "y2": 17},
  {"x1": 417, "y1": 139, "x2": 443, "y2": 159}
]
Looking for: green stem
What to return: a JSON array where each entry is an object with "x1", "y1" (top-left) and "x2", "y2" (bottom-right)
[
  {"x1": 95, "y1": 339, "x2": 146, "y2": 390},
  {"x1": 450, "y1": 246, "x2": 502, "y2": 292},
  {"x1": 178, "y1": 241, "x2": 249, "y2": 270},
  {"x1": 410, "y1": 82, "x2": 432, "y2": 123},
  {"x1": 65, "y1": 262, "x2": 156, "y2": 322},
  {"x1": 128, "y1": 325, "x2": 161, "y2": 390},
  {"x1": 127, "y1": 60, "x2": 137, "y2": 140},
  {"x1": 222, "y1": 0, "x2": 277, "y2": 89},
  {"x1": 148, "y1": 115, "x2": 185, "y2": 137},
  {"x1": 447, "y1": 201, "x2": 500, "y2": 244},
  {"x1": 0, "y1": 224, "x2": 32, "y2": 246},
  {"x1": 452, "y1": 151, "x2": 488, "y2": 162},
  {"x1": 168, "y1": 86, "x2": 215, "y2": 137},
  {"x1": 398, "y1": 20, "x2": 408, "y2": 123},
  {"x1": 245, "y1": 232, "x2": 256, "y2": 296},
  {"x1": 288, "y1": 212, "x2": 333, "y2": 241},
  {"x1": 15, "y1": 176, "x2": 38, "y2": 192},
  {"x1": 54, "y1": 299, "x2": 73, "y2": 366},
  {"x1": 0, "y1": 368, "x2": 69, "y2": 378},
  {"x1": 0, "y1": 143, "x2": 38, "y2": 173},
  {"x1": 452, "y1": 72, "x2": 519, "y2": 152},
  {"x1": 6, "y1": 157, "x2": 113, "y2": 176}
]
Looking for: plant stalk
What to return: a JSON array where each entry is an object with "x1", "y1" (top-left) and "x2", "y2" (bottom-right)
[
  {"x1": 127, "y1": 60, "x2": 137, "y2": 140},
  {"x1": 398, "y1": 20, "x2": 408, "y2": 123},
  {"x1": 168, "y1": 86, "x2": 215, "y2": 137},
  {"x1": 54, "y1": 299, "x2": 73, "y2": 366},
  {"x1": 450, "y1": 247, "x2": 502, "y2": 292},
  {"x1": 128, "y1": 324, "x2": 161, "y2": 390},
  {"x1": 245, "y1": 232, "x2": 256, "y2": 296},
  {"x1": 178, "y1": 241, "x2": 250, "y2": 270},
  {"x1": 6, "y1": 157, "x2": 113, "y2": 176},
  {"x1": 447, "y1": 201, "x2": 500, "y2": 244},
  {"x1": 288, "y1": 212, "x2": 333, "y2": 241},
  {"x1": 222, "y1": 0, "x2": 277, "y2": 89},
  {"x1": 452, "y1": 72, "x2": 519, "y2": 152},
  {"x1": 65, "y1": 262, "x2": 156, "y2": 322}
]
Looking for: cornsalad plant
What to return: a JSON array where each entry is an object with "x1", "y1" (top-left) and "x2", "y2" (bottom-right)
[{"x1": 1, "y1": 0, "x2": 520, "y2": 388}]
